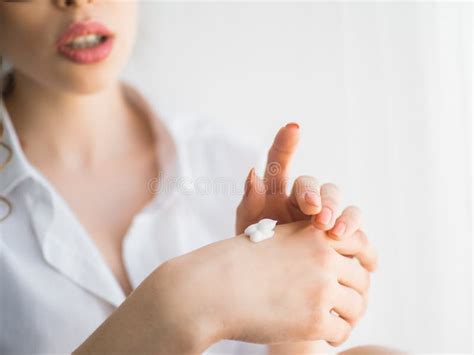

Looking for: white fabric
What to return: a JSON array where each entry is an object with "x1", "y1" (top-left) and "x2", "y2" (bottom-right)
[{"x1": 0, "y1": 86, "x2": 266, "y2": 354}]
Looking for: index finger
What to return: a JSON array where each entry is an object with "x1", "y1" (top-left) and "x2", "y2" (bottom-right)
[{"x1": 264, "y1": 123, "x2": 300, "y2": 196}]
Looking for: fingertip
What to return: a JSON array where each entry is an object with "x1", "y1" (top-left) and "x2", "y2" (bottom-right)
[
  {"x1": 273, "y1": 123, "x2": 300, "y2": 149},
  {"x1": 304, "y1": 191, "x2": 321, "y2": 208},
  {"x1": 285, "y1": 122, "x2": 300, "y2": 129},
  {"x1": 330, "y1": 221, "x2": 347, "y2": 239},
  {"x1": 301, "y1": 191, "x2": 321, "y2": 215},
  {"x1": 314, "y1": 207, "x2": 335, "y2": 230},
  {"x1": 361, "y1": 254, "x2": 378, "y2": 273},
  {"x1": 365, "y1": 263, "x2": 377, "y2": 273}
]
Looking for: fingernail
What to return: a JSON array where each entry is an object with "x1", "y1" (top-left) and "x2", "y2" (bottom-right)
[
  {"x1": 317, "y1": 207, "x2": 332, "y2": 225},
  {"x1": 285, "y1": 122, "x2": 300, "y2": 129},
  {"x1": 304, "y1": 191, "x2": 321, "y2": 207},
  {"x1": 244, "y1": 168, "x2": 255, "y2": 197},
  {"x1": 332, "y1": 221, "x2": 346, "y2": 237}
]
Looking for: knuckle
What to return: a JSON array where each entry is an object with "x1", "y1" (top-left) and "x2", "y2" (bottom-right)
[{"x1": 315, "y1": 246, "x2": 338, "y2": 271}]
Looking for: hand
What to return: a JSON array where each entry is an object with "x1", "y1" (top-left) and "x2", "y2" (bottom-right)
[{"x1": 163, "y1": 220, "x2": 368, "y2": 349}]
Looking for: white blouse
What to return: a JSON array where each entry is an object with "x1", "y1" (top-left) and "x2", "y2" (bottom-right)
[{"x1": 0, "y1": 84, "x2": 267, "y2": 354}]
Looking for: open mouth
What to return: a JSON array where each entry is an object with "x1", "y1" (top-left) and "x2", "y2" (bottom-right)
[
  {"x1": 56, "y1": 21, "x2": 115, "y2": 64},
  {"x1": 65, "y1": 34, "x2": 110, "y2": 49}
]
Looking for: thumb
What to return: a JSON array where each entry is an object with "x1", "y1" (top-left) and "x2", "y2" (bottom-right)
[{"x1": 236, "y1": 168, "x2": 266, "y2": 234}]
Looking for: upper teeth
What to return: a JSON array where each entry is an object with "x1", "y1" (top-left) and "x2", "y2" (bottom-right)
[{"x1": 67, "y1": 34, "x2": 104, "y2": 48}]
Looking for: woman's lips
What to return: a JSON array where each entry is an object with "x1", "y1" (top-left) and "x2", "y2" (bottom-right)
[{"x1": 56, "y1": 21, "x2": 115, "y2": 64}]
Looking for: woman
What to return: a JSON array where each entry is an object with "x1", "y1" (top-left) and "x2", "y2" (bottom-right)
[{"x1": 0, "y1": 1, "x2": 402, "y2": 354}]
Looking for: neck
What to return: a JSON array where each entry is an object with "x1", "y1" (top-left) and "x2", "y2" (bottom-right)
[{"x1": 4, "y1": 71, "x2": 147, "y2": 170}]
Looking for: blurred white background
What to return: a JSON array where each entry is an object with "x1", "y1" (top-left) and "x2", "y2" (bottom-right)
[{"x1": 123, "y1": 2, "x2": 472, "y2": 353}]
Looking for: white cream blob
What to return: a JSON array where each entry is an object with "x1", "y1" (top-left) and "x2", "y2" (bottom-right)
[{"x1": 244, "y1": 218, "x2": 278, "y2": 243}]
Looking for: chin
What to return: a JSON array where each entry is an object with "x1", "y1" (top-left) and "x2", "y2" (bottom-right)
[
  {"x1": 56, "y1": 68, "x2": 121, "y2": 96},
  {"x1": 52, "y1": 51, "x2": 129, "y2": 96},
  {"x1": 65, "y1": 78, "x2": 116, "y2": 96}
]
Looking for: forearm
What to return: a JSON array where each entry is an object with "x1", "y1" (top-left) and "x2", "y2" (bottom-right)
[{"x1": 73, "y1": 262, "x2": 216, "y2": 354}]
